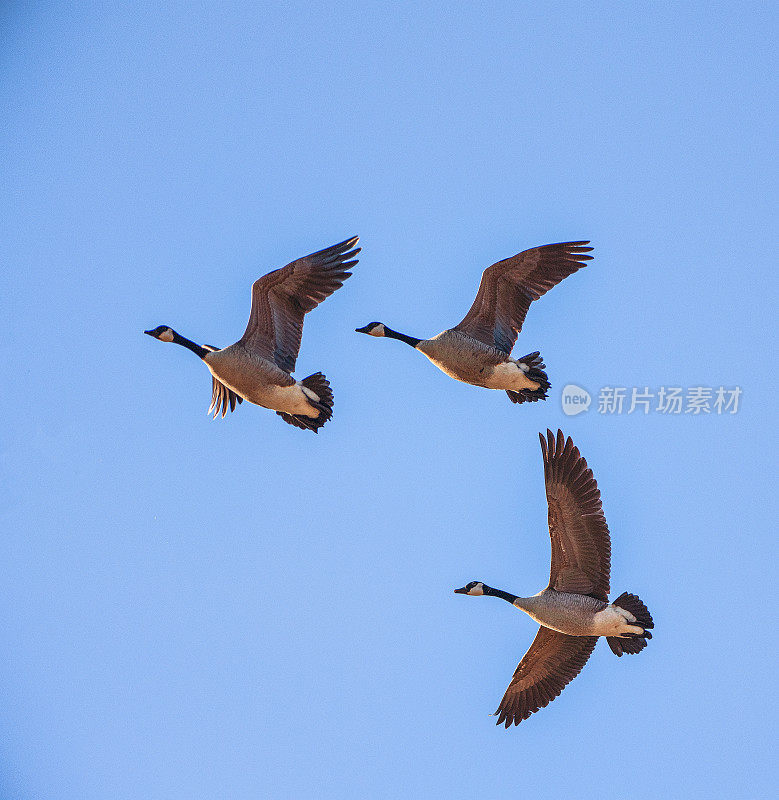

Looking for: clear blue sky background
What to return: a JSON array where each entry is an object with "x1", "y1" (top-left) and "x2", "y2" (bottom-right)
[{"x1": 2, "y1": 3, "x2": 776, "y2": 798}]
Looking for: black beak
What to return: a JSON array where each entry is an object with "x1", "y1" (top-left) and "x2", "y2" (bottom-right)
[
  {"x1": 355, "y1": 324, "x2": 371, "y2": 334},
  {"x1": 143, "y1": 330, "x2": 154, "y2": 336},
  {"x1": 454, "y1": 586, "x2": 468, "y2": 594}
]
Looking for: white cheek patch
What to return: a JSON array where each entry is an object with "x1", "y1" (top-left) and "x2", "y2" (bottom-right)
[
  {"x1": 160, "y1": 329, "x2": 174, "y2": 342},
  {"x1": 470, "y1": 583, "x2": 484, "y2": 596}
]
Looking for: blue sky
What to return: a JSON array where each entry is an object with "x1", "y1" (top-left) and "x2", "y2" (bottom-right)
[{"x1": 1, "y1": 2, "x2": 776, "y2": 798}]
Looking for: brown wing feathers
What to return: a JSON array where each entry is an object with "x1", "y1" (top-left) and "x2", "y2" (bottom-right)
[
  {"x1": 495, "y1": 628, "x2": 597, "y2": 727},
  {"x1": 541, "y1": 428, "x2": 611, "y2": 602},
  {"x1": 455, "y1": 241, "x2": 592, "y2": 354},
  {"x1": 208, "y1": 376, "x2": 243, "y2": 419},
  {"x1": 240, "y1": 237, "x2": 360, "y2": 374},
  {"x1": 201, "y1": 344, "x2": 244, "y2": 419}
]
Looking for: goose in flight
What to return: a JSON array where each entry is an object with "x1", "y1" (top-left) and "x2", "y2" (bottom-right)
[
  {"x1": 455, "y1": 429, "x2": 653, "y2": 726},
  {"x1": 145, "y1": 237, "x2": 360, "y2": 432},
  {"x1": 356, "y1": 241, "x2": 592, "y2": 403}
]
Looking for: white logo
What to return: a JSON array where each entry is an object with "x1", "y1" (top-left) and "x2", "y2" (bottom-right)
[{"x1": 561, "y1": 384, "x2": 591, "y2": 416}]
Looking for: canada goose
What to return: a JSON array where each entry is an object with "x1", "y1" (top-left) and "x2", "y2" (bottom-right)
[
  {"x1": 145, "y1": 237, "x2": 360, "y2": 432},
  {"x1": 455, "y1": 429, "x2": 653, "y2": 727},
  {"x1": 356, "y1": 241, "x2": 592, "y2": 403}
]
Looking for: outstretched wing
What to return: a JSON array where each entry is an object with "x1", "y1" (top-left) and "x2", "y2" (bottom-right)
[
  {"x1": 495, "y1": 627, "x2": 597, "y2": 727},
  {"x1": 239, "y1": 237, "x2": 360, "y2": 373},
  {"x1": 203, "y1": 345, "x2": 243, "y2": 419},
  {"x1": 455, "y1": 241, "x2": 592, "y2": 354},
  {"x1": 541, "y1": 429, "x2": 611, "y2": 602}
]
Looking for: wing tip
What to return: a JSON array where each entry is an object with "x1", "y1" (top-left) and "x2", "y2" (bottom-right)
[
  {"x1": 330, "y1": 235, "x2": 360, "y2": 254},
  {"x1": 304, "y1": 235, "x2": 361, "y2": 263},
  {"x1": 542, "y1": 428, "x2": 575, "y2": 456},
  {"x1": 541, "y1": 240, "x2": 594, "y2": 261}
]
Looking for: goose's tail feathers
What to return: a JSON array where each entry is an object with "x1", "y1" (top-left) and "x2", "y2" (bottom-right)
[
  {"x1": 607, "y1": 592, "x2": 654, "y2": 656},
  {"x1": 276, "y1": 372, "x2": 333, "y2": 433},
  {"x1": 506, "y1": 352, "x2": 550, "y2": 404}
]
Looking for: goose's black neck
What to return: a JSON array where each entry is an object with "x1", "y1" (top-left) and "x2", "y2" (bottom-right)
[
  {"x1": 172, "y1": 332, "x2": 208, "y2": 359},
  {"x1": 384, "y1": 326, "x2": 421, "y2": 348},
  {"x1": 483, "y1": 585, "x2": 520, "y2": 604}
]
